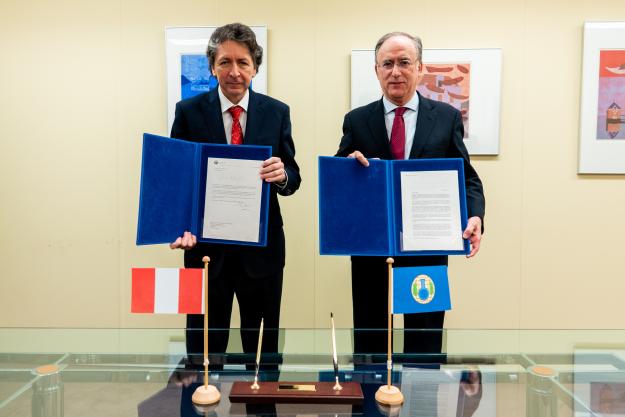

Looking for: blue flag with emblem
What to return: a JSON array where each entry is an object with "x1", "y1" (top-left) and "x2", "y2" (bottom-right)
[{"x1": 392, "y1": 265, "x2": 451, "y2": 314}]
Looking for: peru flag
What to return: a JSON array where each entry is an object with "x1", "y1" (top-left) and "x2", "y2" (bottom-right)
[{"x1": 131, "y1": 268, "x2": 204, "y2": 314}]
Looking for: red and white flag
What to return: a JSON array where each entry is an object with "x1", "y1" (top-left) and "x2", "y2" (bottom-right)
[{"x1": 131, "y1": 268, "x2": 204, "y2": 314}]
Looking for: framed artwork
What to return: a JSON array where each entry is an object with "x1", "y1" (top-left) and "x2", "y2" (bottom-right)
[
  {"x1": 573, "y1": 346, "x2": 625, "y2": 416},
  {"x1": 400, "y1": 365, "x2": 496, "y2": 417},
  {"x1": 579, "y1": 22, "x2": 625, "y2": 174},
  {"x1": 165, "y1": 26, "x2": 268, "y2": 134},
  {"x1": 351, "y1": 48, "x2": 502, "y2": 155}
]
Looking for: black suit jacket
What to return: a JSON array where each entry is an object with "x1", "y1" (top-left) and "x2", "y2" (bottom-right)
[
  {"x1": 336, "y1": 93, "x2": 485, "y2": 265},
  {"x1": 171, "y1": 88, "x2": 301, "y2": 278}
]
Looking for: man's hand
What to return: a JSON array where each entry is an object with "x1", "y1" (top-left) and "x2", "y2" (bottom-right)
[
  {"x1": 347, "y1": 150, "x2": 369, "y2": 167},
  {"x1": 170, "y1": 231, "x2": 197, "y2": 250},
  {"x1": 260, "y1": 157, "x2": 286, "y2": 183},
  {"x1": 463, "y1": 216, "x2": 482, "y2": 258}
]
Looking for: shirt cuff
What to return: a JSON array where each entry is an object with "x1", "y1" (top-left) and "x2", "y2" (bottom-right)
[{"x1": 275, "y1": 170, "x2": 288, "y2": 190}]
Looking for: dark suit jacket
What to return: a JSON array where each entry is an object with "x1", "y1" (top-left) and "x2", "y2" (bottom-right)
[
  {"x1": 336, "y1": 92, "x2": 485, "y2": 265},
  {"x1": 171, "y1": 88, "x2": 301, "y2": 278}
]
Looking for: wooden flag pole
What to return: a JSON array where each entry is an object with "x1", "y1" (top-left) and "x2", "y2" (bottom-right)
[
  {"x1": 192, "y1": 256, "x2": 221, "y2": 405},
  {"x1": 386, "y1": 258, "x2": 392, "y2": 389},
  {"x1": 203, "y1": 256, "x2": 209, "y2": 389},
  {"x1": 375, "y1": 257, "x2": 404, "y2": 406}
]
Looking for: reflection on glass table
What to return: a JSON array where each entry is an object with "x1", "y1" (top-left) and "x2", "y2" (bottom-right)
[{"x1": 2, "y1": 328, "x2": 625, "y2": 416}]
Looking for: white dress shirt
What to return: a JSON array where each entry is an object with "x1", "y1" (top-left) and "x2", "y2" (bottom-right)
[
  {"x1": 217, "y1": 87, "x2": 288, "y2": 188},
  {"x1": 382, "y1": 92, "x2": 419, "y2": 159},
  {"x1": 218, "y1": 87, "x2": 249, "y2": 144}
]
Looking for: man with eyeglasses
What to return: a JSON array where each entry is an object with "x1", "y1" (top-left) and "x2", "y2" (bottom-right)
[{"x1": 336, "y1": 32, "x2": 485, "y2": 355}]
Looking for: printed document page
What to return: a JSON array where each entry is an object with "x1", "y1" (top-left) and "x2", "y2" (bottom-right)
[
  {"x1": 202, "y1": 157, "x2": 262, "y2": 242},
  {"x1": 400, "y1": 170, "x2": 463, "y2": 251}
]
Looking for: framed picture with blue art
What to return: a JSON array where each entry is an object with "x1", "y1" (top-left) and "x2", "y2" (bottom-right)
[
  {"x1": 165, "y1": 26, "x2": 268, "y2": 134},
  {"x1": 180, "y1": 54, "x2": 218, "y2": 100}
]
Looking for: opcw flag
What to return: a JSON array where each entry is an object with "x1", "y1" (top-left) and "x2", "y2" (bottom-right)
[
  {"x1": 391, "y1": 265, "x2": 451, "y2": 314},
  {"x1": 131, "y1": 268, "x2": 204, "y2": 314}
]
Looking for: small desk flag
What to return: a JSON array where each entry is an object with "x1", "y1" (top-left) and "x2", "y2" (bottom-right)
[
  {"x1": 391, "y1": 266, "x2": 451, "y2": 314},
  {"x1": 131, "y1": 268, "x2": 204, "y2": 314}
]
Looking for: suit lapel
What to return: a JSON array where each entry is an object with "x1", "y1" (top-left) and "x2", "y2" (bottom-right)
[
  {"x1": 244, "y1": 89, "x2": 264, "y2": 145},
  {"x1": 201, "y1": 89, "x2": 227, "y2": 144},
  {"x1": 367, "y1": 99, "x2": 392, "y2": 159},
  {"x1": 409, "y1": 93, "x2": 436, "y2": 158}
]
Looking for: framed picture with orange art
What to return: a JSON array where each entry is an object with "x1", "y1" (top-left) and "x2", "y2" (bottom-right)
[
  {"x1": 351, "y1": 48, "x2": 502, "y2": 155},
  {"x1": 579, "y1": 22, "x2": 625, "y2": 174}
]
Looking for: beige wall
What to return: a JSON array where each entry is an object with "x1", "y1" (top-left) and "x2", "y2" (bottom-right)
[{"x1": 1, "y1": 0, "x2": 624, "y2": 331}]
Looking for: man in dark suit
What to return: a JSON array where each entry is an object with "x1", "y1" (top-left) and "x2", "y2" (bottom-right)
[
  {"x1": 336, "y1": 32, "x2": 485, "y2": 355},
  {"x1": 169, "y1": 23, "x2": 301, "y2": 361}
]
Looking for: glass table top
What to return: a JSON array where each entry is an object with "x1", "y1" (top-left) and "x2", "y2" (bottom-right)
[{"x1": 1, "y1": 328, "x2": 625, "y2": 416}]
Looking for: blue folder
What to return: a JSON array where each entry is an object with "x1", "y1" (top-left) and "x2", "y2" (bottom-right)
[
  {"x1": 136, "y1": 133, "x2": 271, "y2": 246},
  {"x1": 318, "y1": 156, "x2": 470, "y2": 256}
]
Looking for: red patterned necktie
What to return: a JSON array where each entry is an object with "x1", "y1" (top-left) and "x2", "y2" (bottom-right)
[
  {"x1": 228, "y1": 105, "x2": 243, "y2": 145},
  {"x1": 390, "y1": 107, "x2": 407, "y2": 160}
]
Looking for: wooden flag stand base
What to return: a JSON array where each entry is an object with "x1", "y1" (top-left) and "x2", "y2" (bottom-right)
[
  {"x1": 192, "y1": 384, "x2": 221, "y2": 405},
  {"x1": 375, "y1": 258, "x2": 404, "y2": 406},
  {"x1": 375, "y1": 384, "x2": 404, "y2": 406},
  {"x1": 229, "y1": 381, "x2": 363, "y2": 404},
  {"x1": 192, "y1": 256, "x2": 221, "y2": 406}
]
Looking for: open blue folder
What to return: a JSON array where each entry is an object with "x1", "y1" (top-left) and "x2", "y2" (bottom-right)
[
  {"x1": 136, "y1": 133, "x2": 271, "y2": 246},
  {"x1": 318, "y1": 156, "x2": 470, "y2": 256}
]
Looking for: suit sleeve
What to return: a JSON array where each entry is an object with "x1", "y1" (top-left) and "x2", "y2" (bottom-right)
[
  {"x1": 276, "y1": 105, "x2": 301, "y2": 196},
  {"x1": 336, "y1": 113, "x2": 355, "y2": 157},
  {"x1": 447, "y1": 110, "x2": 485, "y2": 230},
  {"x1": 170, "y1": 102, "x2": 190, "y2": 140}
]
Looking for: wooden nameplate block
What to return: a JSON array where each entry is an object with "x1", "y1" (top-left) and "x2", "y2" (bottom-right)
[{"x1": 229, "y1": 381, "x2": 363, "y2": 404}]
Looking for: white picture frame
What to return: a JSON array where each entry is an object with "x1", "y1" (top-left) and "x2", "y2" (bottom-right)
[
  {"x1": 400, "y1": 365, "x2": 496, "y2": 417},
  {"x1": 573, "y1": 346, "x2": 625, "y2": 416},
  {"x1": 165, "y1": 26, "x2": 268, "y2": 134},
  {"x1": 578, "y1": 21, "x2": 625, "y2": 174},
  {"x1": 351, "y1": 48, "x2": 502, "y2": 155}
]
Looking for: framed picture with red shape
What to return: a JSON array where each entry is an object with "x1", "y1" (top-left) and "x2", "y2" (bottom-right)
[
  {"x1": 596, "y1": 50, "x2": 625, "y2": 140},
  {"x1": 579, "y1": 22, "x2": 625, "y2": 173}
]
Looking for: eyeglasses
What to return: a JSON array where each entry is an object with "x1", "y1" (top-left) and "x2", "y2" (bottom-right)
[{"x1": 377, "y1": 59, "x2": 416, "y2": 71}]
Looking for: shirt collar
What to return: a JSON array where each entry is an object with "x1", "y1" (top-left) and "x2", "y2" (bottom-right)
[
  {"x1": 382, "y1": 92, "x2": 419, "y2": 115},
  {"x1": 218, "y1": 87, "x2": 250, "y2": 113}
]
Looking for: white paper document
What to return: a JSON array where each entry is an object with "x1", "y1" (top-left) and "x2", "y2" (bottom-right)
[
  {"x1": 202, "y1": 157, "x2": 263, "y2": 242},
  {"x1": 400, "y1": 170, "x2": 463, "y2": 251}
]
